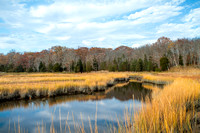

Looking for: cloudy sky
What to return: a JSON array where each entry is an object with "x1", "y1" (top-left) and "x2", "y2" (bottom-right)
[{"x1": 0, "y1": 0, "x2": 199, "y2": 53}]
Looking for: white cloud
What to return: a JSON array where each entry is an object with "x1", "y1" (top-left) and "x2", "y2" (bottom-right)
[
  {"x1": 128, "y1": 4, "x2": 183, "y2": 24},
  {"x1": 184, "y1": 8, "x2": 200, "y2": 26},
  {"x1": 157, "y1": 23, "x2": 200, "y2": 39},
  {"x1": 55, "y1": 36, "x2": 71, "y2": 41},
  {"x1": 0, "y1": 0, "x2": 199, "y2": 53},
  {"x1": 132, "y1": 39, "x2": 157, "y2": 48},
  {"x1": 30, "y1": 0, "x2": 160, "y2": 23},
  {"x1": 156, "y1": 7, "x2": 200, "y2": 39},
  {"x1": 82, "y1": 40, "x2": 92, "y2": 46}
]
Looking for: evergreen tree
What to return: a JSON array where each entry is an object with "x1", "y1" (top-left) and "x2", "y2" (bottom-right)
[
  {"x1": 78, "y1": 59, "x2": 83, "y2": 73},
  {"x1": 136, "y1": 59, "x2": 143, "y2": 72},
  {"x1": 160, "y1": 56, "x2": 169, "y2": 71},
  {"x1": 93, "y1": 57, "x2": 98, "y2": 71},
  {"x1": 53, "y1": 63, "x2": 63, "y2": 72},
  {"x1": 0, "y1": 65, "x2": 5, "y2": 72},
  {"x1": 82, "y1": 62, "x2": 86, "y2": 72},
  {"x1": 143, "y1": 54, "x2": 148, "y2": 71},
  {"x1": 15, "y1": 65, "x2": 25, "y2": 72},
  {"x1": 39, "y1": 62, "x2": 46, "y2": 72},
  {"x1": 100, "y1": 61, "x2": 106, "y2": 70},
  {"x1": 5, "y1": 64, "x2": 14, "y2": 72},
  {"x1": 113, "y1": 58, "x2": 118, "y2": 71},
  {"x1": 70, "y1": 61, "x2": 75, "y2": 72},
  {"x1": 147, "y1": 56, "x2": 154, "y2": 71},
  {"x1": 47, "y1": 63, "x2": 53, "y2": 72},
  {"x1": 119, "y1": 60, "x2": 129, "y2": 71},
  {"x1": 86, "y1": 61, "x2": 92, "y2": 72},
  {"x1": 179, "y1": 54, "x2": 184, "y2": 66},
  {"x1": 131, "y1": 59, "x2": 137, "y2": 71},
  {"x1": 27, "y1": 67, "x2": 34, "y2": 73}
]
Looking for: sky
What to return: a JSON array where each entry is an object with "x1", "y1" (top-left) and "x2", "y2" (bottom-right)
[{"x1": 0, "y1": 0, "x2": 200, "y2": 54}]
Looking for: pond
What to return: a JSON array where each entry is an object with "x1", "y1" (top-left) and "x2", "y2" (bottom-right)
[{"x1": 0, "y1": 82, "x2": 154, "y2": 133}]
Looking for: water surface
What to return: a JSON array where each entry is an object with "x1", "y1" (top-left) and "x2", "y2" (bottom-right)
[{"x1": 0, "y1": 82, "x2": 153, "y2": 133}]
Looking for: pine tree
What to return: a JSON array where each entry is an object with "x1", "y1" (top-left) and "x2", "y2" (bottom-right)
[
  {"x1": 39, "y1": 62, "x2": 46, "y2": 72},
  {"x1": 70, "y1": 61, "x2": 75, "y2": 72},
  {"x1": 5, "y1": 64, "x2": 14, "y2": 72},
  {"x1": 83, "y1": 62, "x2": 86, "y2": 72},
  {"x1": 113, "y1": 58, "x2": 118, "y2": 71},
  {"x1": 27, "y1": 67, "x2": 34, "y2": 72},
  {"x1": 15, "y1": 65, "x2": 25, "y2": 72},
  {"x1": 0, "y1": 65, "x2": 5, "y2": 72},
  {"x1": 160, "y1": 56, "x2": 169, "y2": 71},
  {"x1": 136, "y1": 59, "x2": 143, "y2": 72},
  {"x1": 100, "y1": 61, "x2": 106, "y2": 70},
  {"x1": 93, "y1": 57, "x2": 98, "y2": 71},
  {"x1": 86, "y1": 61, "x2": 92, "y2": 72},
  {"x1": 143, "y1": 54, "x2": 148, "y2": 71},
  {"x1": 147, "y1": 56, "x2": 154, "y2": 71},
  {"x1": 179, "y1": 54, "x2": 184, "y2": 66},
  {"x1": 78, "y1": 59, "x2": 83, "y2": 73},
  {"x1": 131, "y1": 59, "x2": 137, "y2": 71},
  {"x1": 53, "y1": 63, "x2": 63, "y2": 72},
  {"x1": 47, "y1": 63, "x2": 53, "y2": 72}
]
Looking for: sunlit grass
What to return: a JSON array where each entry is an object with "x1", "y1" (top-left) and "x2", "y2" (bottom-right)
[
  {"x1": 2, "y1": 67, "x2": 200, "y2": 133},
  {"x1": 120, "y1": 67, "x2": 200, "y2": 133},
  {"x1": 0, "y1": 72, "x2": 129, "y2": 100},
  {"x1": 132, "y1": 78, "x2": 200, "y2": 132}
]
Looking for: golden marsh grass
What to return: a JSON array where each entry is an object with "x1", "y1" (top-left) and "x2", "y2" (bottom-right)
[
  {"x1": 0, "y1": 72, "x2": 129, "y2": 100},
  {"x1": 121, "y1": 67, "x2": 200, "y2": 133},
  {"x1": 2, "y1": 67, "x2": 200, "y2": 133}
]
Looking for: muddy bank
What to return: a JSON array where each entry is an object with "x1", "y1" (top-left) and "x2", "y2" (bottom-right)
[
  {"x1": 129, "y1": 75, "x2": 171, "y2": 85},
  {"x1": 0, "y1": 77, "x2": 129, "y2": 102}
]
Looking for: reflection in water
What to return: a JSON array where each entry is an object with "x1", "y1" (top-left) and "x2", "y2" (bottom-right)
[{"x1": 0, "y1": 82, "x2": 154, "y2": 133}]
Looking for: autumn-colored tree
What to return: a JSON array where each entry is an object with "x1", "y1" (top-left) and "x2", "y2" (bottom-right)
[{"x1": 0, "y1": 37, "x2": 199, "y2": 73}]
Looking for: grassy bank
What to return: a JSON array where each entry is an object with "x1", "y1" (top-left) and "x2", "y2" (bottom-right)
[
  {"x1": 120, "y1": 67, "x2": 200, "y2": 133},
  {"x1": 0, "y1": 72, "x2": 129, "y2": 101}
]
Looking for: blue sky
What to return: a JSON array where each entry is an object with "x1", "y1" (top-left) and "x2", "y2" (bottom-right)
[{"x1": 0, "y1": 0, "x2": 200, "y2": 54}]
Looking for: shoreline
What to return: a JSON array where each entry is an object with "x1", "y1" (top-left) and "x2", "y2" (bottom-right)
[
  {"x1": 0, "y1": 77, "x2": 129, "y2": 102},
  {"x1": 0, "y1": 73, "x2": 170, "y2": 102}
]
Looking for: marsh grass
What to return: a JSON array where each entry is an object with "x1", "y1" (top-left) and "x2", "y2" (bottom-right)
[
  {"x1": 0, "y1": 72, "x2": 129, "y2": 101},
  {"x1": 126, "y1": 68, "x2": 200, "y2": 133},
  {"x1": 132, "y1": 78, "x2": 200, "y2": 132},
  {"x1": 3, "y1": 67, "x2": 200, "y2": 133}
]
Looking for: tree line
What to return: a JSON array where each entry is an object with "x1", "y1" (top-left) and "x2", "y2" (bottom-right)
[{"x1": 0, "y1": 37, "x2": 198, "y2": 73}]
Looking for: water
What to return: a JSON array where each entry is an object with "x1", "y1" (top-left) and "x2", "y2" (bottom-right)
[{"x1": 0, "y1": 82, "x2": 153, "y2": 133}]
